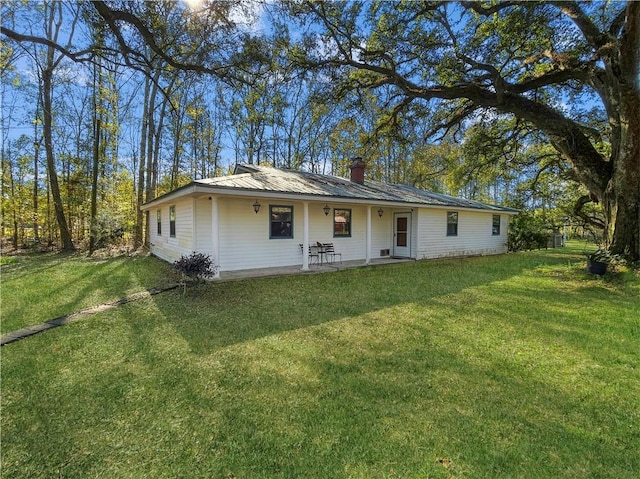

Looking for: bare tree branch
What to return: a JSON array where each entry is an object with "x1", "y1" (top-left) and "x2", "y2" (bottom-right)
[{"x1": 1, "y1": 26, "x2": 94, "y2": 62}]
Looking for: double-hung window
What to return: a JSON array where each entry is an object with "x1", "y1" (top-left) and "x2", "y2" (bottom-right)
[
  {"x1": 492, "y1": 215, "x2": 501, "y2": 236},
  {"x1": 169, "y1": 205, "x2": 176, "y2": 237},
  {"x1": 270, "y1": 205, "x2": 293, "y2": 239},
  {"x1": 333, "y1": 208, "x2": 352, "y2": 237},
  {"x1": 157, "y1": 210, "x2": 162, "y2": 236},
  {"x1": 447, "y1": 211, "x2": 458, "y2": 236}
]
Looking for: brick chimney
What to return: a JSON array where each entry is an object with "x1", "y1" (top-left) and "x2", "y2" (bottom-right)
[{"x1": 349, "y1": 157, "x2": 366, "y2": 184}]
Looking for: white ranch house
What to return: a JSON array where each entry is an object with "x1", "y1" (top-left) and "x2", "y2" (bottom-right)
[{"x1": 141, "y1": 160, "x2": 518, "y2": 277}]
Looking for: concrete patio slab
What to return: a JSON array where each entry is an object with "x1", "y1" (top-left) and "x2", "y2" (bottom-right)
[{"x1": 217, "y1": 257, "x2": 414, "y2": 282}]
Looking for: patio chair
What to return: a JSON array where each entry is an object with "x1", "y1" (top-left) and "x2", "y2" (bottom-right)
[
  {"x1": 300, "y1": 243, "x2": 319, "y2": 265},
  {"x1": 322, "y1": 242, "x2": 342, "y2": 264}
]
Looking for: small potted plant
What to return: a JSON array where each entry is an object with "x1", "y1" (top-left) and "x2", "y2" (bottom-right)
[{"x1": 585, "y1": 248, "x2": 612, "y2": 275}]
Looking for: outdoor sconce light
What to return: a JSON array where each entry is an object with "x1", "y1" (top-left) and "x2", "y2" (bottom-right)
[
  {"x1": 323, "y1": 204, "x2": 330, "y2": 216},
  {"x1": 378, "y1": 208, "x2": 384, "y2": 218},
  {"x1": 253, "y1": 200, "x2": 261, "y2": 214}
]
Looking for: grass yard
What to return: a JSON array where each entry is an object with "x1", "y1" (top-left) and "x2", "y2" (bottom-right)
[
  {"x1": 0, "y1": 251, "x2": 178, "y2": 334},
  {"x1": 1, "y1": 244, "x2": 639, "y2": 478}
]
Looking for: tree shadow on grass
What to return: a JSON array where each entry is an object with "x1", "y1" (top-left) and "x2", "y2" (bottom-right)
[
  {"x1": 0, "y1": 250, "x2": 77, "y2": 278},
  {"x1": 154, "y1": 250, "x2": 580, "y2": 356},
  {"x1": 164, "y1": 264, "x2": 639, "y2": 477},
  {"x1": 3, "y1": 248, "x2": 637, "y2": 478},
  {"x1": 1, "y1": 253, "x2": 177, "y2": 333},
  {"x1": 125, "y1": 280, "x2": 638, "y2": 478}
]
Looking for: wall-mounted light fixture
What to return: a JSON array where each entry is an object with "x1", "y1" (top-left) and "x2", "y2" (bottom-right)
[
  {"x1": 323, "y1": 204, "x2": 330, "y2": 216},
  {"x1": 378, "y1": 208, "x2": 384, "y2": 218},
  {"x1": 253, "y1": 200, "x2": 261, "y2": 214}
]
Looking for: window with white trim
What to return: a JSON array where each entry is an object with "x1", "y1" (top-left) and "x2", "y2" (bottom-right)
[
  {"x1": 492, "y1": 215, "x2": 501, "y2": 236},
  {"x1": 333, "y1": 208, "x2": 352, "y2": 237},
  {"x1": 447, "y1": 211, "x2": 458, "y2": 236},
  {"x1": 270, "y1": 205, "x2": 293, "y2": 239},
  {"x1": 169, "y1": 205, "x2": 176, "y2": 237}
]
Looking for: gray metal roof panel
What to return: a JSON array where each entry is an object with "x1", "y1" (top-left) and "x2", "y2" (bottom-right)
[{"x1": 194, "y1": 165, "x2": 518, "y2": 213}]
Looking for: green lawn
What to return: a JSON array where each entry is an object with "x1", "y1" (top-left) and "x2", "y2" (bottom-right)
[
  {"x1": 0, "y1": 252, "x2": 178, "y2": 334},
  {"x1": 1, "y1": 245, "x2": 639, "y2": 478}
]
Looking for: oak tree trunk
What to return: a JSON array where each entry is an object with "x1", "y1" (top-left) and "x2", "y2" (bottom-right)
[{"x1": 609, "y1": 1, "x2": 640, "y2": 261}]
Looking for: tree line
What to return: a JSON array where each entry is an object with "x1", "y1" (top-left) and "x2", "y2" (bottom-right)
[{"x1": 2, "y1": 1, "x2": 637, "y2": 260}]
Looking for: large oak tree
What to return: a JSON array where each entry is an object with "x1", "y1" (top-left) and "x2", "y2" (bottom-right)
[
  {"x1": 3, "y1": 1, "x2": 637, "y2": 258},
  {"x1": 284, "y1": 0, "x2": 639, "y2": 260}
]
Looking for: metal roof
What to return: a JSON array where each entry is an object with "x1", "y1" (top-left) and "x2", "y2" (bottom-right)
[{"x1": 145, "y1": 164, "x2": 518, "y2": 214}]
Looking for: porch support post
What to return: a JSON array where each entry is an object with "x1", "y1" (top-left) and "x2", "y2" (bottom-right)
[
  {"x1": 366, "y1": 205, "x2": 372, "y2": 264},
  {"x1": 192, "y1": 198, "x2": 198, "y2": 250},
  {"x1": 302, "y1": 201, "x2": 309, "y2": 270},
  {"x1": 211, "y1": 195, "x2": 221, "y2": 279}
]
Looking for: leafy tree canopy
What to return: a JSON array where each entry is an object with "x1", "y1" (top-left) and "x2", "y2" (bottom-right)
[
  {"x1": 279, "y1": 0, "x2": 639, "y2": 260},
  {"x1": 2, "y1": 1, "x2": 638, "y2": 260}
]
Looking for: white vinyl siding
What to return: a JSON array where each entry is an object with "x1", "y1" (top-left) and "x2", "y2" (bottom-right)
[
  {"x1": 149, "y1": 195, "x2": 511, "y2": 272},
  {"x1": 218, "y1": 198, "x2": 290, "y2": 270},
  {"x1": 195, "y1": 197, "x2": 213, "y2": 256},
  {"x1": 371, "y1": 207, "x2": 393, "y2": 256},
  {"x1": 416, "y1": 209, "x2": 508, "y2": 259},
  {"x1": 148, "y1": 199, "x2": 195, "y2": 263},
  {"x1": 216, "y1": 200, "x2": 373, "y2": 271}
]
